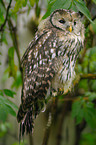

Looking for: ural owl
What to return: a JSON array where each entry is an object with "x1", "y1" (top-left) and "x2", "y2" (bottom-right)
[{"x1": 17, "y1": 9, "x2": 85, "y2": 137}]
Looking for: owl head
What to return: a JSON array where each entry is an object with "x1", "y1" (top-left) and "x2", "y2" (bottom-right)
[
  {"x1": 39, "y1": 9, "x2": 84, "y2": 39},
  {"x1": 50, "y1": 9, "x2": 84, "y2": 36}
]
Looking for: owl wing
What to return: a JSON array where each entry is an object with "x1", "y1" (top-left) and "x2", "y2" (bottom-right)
[
  {"x1": 21, "y1": 29, "x2": 51, "y2": 68},
  {"x1": 17, "y1": 29, "x2": 58, "y2": 120},
  {"x1": 17, "y1": 29, "x2": 59, "y2": 137}
]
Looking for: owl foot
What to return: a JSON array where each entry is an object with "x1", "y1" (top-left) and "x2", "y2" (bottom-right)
[
  {"x1": 58, "y1": 88, "x2": 64, "y2": 94},
  {"x1": 63, "y1": 89, "x2": 70, "y2": 95}
]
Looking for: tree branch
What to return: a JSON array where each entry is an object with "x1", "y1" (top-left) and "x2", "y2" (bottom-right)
[
  {"x1": 0, "y1": 0, "x2": 12, "y2": 31},
  {"x1": 42, "y1": 112, "x2": 52, "y2": 145},
  {"x1": 58, "y1": 96, "x2": 89, "y2": 102},
  {"x1": 42, "y1": 97, "x2": 58, "y2": 145},
  {"x1": 56, "y1": 102, "x2": 70, "y2": 145},
  {"x1": 8, "y1": 20, "x2": 21, "y2": 68},
  {"x1": 29, "y1": 133, "x2": 34, "y2": 145},
  {"x1": 85, "y1": 15, "x2": 96, "y2": 28},
  {"x1": 0, "y1": 0, "x2": 23, "y2": 78},
  {"x1": 80, "y1": 73, "x2": 96, "y2": 80}
]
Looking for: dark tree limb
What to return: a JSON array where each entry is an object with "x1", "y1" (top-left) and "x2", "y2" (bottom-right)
[
  {"x1": 85, "y1": 15, "x2": 96, "y2": 28},
  {"x1": 0, "y1": 0, "x2": 12, "y2": 31},
  {"x1": 56, "y1": 102, "x2": 70, "y2": 145},
  {"x1": 58, "y1": 96, "x2": 89, "y2": 102},
  {"x1": 42, "y1": 112, "x2": 52, "y2": 145},
  {"x1": 80, "y1": 73, "x2": 96, "y2": 80},
  {"x1": 8, "y1": 20, "x2": 21, "y2": 69},
  {"x1": 42, "y1": 97, "x2": 58, "y2": 145},
  {"x1": 75, "y1": 121, "x2": 86, "y2": 145},
  {"x1": 29, "y1": 133, "x2": 34, "y2": 145}
]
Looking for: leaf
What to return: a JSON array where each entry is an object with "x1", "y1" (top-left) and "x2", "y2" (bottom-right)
[
  {"x1": 91, "y1": 80, "x2": 96, "y2": 92},
  {"x1": 85, "y1": 92, "x2": 96, "y2": 101},
  {"x1": 81, "y1": 133, "x2": 96, "y2": 145},
  {"x1": 0, "y1": 90, "x2": 3, "y2": 96},
  {"x1": 73, "y1": 0, "x2": 92, "y2": 22},
  {"x1": 0, "y1": 95, "x2": 18, "y2": 112},
  {"x1": 83, "y1": 102, "x2": 96, "y2": 128},
  {"x1": 72, "y1": 98, "x2": 96, "y2": 128},
  {"x1": 2, "y1": 32, "x2": 8, "y2": 45},
  {"x1": 0, "y1": 9, "x2": 5, "y2": 25},
  {"x1": 22, "y1": 0, "x2": 27, "y2": 7},
  {"x1": 11, "y1": 71, "x2": 22, "y2": 88},
  {"x1": 50, "y1": 0, "x2": 71, "y2": 13},
  {"x1": 42, "y1": 0, "x2": 56, "y2": 19},
  {"x1": 12, "y1": 0, "x2": 22, "y2": 13},
  {"x1": 92, "y1": 0, "x2": 96, "y2": 4},
  {"x1": 0, "y1": 95, "x2": 18, "y2": 121},
  {"x1": 3, "y1": 89, "x2": 16, "y2": 98},
  {"x1": 29, "y1": 0, "x2": 35, "y2": 7},
  {"x1": 0, "y1": 122, "x2": 11, "y2": 137},
  {"x1": 1, "y1": 96, "x2": 18, "y2": 110},
  {"x1": 12, "y1": 0, "x2": 27, "y2": 13},
  {"x1": 71, "y1": 99, "x2": 84, "y2": 124},
  {"x1": 43, "y1": 0, "x2": 71, "y2": 19},
  {"x1": 5, "y1": 104, "x2": 16, "y2": 116},
  {"x1": 72, "y1": 101, "x2": 81, "y2": 117},
  {"x1": 8, "y1": 47, "x2": 17, "y2": 78},
  {"x1": 8, "y1": 46, "x2": 14, "y2": 58},
  {"x1": 0, "y1": 104, "x2": 8, "y2": 122},
  {"x1": 91, "y1": 19, "x2": 96, "y2": 34},
  {"x1": 78, "y1": 80, "x2": 89, "y2": 91}
]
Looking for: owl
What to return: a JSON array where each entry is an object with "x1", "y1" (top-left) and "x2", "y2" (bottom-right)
[{"x1": 17, "y1": 9, "x2": 85, "y2": 137}]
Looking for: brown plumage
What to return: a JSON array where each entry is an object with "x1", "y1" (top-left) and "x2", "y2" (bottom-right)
[{"x1": 17, "y1": 9, "x2": 85, "y2": 137}]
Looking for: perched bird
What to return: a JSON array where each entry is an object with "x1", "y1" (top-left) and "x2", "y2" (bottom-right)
[{"x1": 17, "y1": 9, "x2": 85, "y2": 137}]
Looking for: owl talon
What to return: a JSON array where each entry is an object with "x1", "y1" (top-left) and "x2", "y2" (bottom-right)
[{"x1": 58, "y1": 88, "x2": 64, "y2": 94}]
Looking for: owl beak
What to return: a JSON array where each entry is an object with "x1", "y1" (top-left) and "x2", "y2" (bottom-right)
[{"x1": 69, "y1": 25, "x2": 72, "y2": 32}]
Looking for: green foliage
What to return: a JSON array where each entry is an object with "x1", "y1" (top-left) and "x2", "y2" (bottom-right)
[
  {"x1": 1, "y1": 31, "x2": 8, "y2": 45},
  {"x1": 92, "y1": 0, "x2": 96, "y2": 4},
  {"x1": 72, "y1": 93, "x2": 96, "y2": 128},
  {"x1": 80, "y1": 133, "x2": 96, "y2": 145},
  {"x1": 8, "y1": 47, "x2": 17, "y2": 79},
  {"x1": 3, "y1": 89, "x2": 16, "y2": 98},
  {"x1": 12, "y1": 0, "x2": 27, "y2": 13},
  {"x1": 11, "y1": 0, "x2": 40, "y2": 15},
  {"x1": 91, "y1": 19, "x2": 96, "y2": 34},
  {"x1": 78, "y1": 80, "x2": 89, "y2": 91},
  {"x1": 0, "y1": 9, "x2": 5, "y2": 25},
  {"x1": 43, "y1": 0, "x2": 92, "y2": 22},
  {"x1": 11, "y1": 71, "x2": 22, "y2": 89},
  {"x1": 0, "y1": 2, "x2": 5, "y2": 25},
  {"x1": 29, "y1": 0, "x2": 36, "y2": 7},
  {"x1": 72, "y1": 98, "x2": 84, "y2": 124},
  {"x1": 0, "y1": 122, "x2": 11, "y2": 137},
  {"x1": 73, "y1": 0, "x2": 92, "y2": 22},
  {"x1": 29, "y1": 0, "x2": 39, "y2": 6},
  {"x1": 0, "y1": 90, "x2": 18, "y2": 122},
  {"x1": 78, "y1": 46, "x2": 96, "y2": 74},
  {"x1": 12, "y1": 141, "x2": 27, "y2": 145}
]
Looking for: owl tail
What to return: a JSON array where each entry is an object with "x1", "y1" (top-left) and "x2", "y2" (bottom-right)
[
  {"x1": 17, "y1": 105, "x2": 34, "y2": 140},
  {"x1": 17, "y1": 99, "x2": 44, "y2": 139}
]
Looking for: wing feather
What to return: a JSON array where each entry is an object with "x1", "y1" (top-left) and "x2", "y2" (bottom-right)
[{"x1": 17, "y1": 29, "x2": 57, "y2": 137}]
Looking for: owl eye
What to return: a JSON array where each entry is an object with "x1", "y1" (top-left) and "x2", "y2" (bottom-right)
[
  {"x1": 59, "y1": 19, "x2": 66, "y2": 24},
  {"x1": 74, "y1": 21, "x2": 76, "y2": 25}
]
